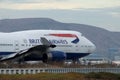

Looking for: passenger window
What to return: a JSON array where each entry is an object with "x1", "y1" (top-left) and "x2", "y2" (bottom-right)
[{"x1": 21, "y1": 44, "x2": 25, "y2": 46}]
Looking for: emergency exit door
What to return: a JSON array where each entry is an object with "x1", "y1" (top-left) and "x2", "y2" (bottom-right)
[{"x1": 14, "y1": 40, "x2": 19, "y2": 51}]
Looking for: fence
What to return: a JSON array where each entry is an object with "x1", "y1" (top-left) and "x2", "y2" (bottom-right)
[{"x1": 0, "y1": 68, "x2": 120, "y2": 74}]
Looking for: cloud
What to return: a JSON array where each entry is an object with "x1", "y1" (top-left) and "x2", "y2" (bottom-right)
[
  {"x1": 0, "y1": 0, "x2": 120, "y2": 10},
  {"x1": 0, "y1": 0, "x2": 68, "y2": 3},
  {"x1": 109, "y1": 12, "x2": 120, "y2": 17},
  {"x1": 0, "y1": 2, "x2": 81, "y2": 10}
]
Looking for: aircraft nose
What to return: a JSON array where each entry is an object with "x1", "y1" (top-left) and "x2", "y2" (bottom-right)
[
  {"x1": 90, "y1": 42, "x2": 96, "y2": 53},
  {"x1": 83, "y1": 36, "x2": 96, "y2": 53},
  {"x1": 88, "y1": 41, "x2": 96, "y2": 53},
  {"x1": 92, "y1": 44, "x2": 96, "y2": 52}
]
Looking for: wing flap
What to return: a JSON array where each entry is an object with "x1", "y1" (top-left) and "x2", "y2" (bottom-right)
[{"x1": 0, "y1": 49, "x2": 29, "y2": 61}]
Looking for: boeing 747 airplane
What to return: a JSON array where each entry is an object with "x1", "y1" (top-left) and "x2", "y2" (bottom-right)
[{"x1": 0, "y1": 30, "x2": 96, "y2": 62}]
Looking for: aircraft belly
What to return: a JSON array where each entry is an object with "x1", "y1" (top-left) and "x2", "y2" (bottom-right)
[
  {"x1": 20, "y1": 52, "x2": 90, "y2": 61},
  {"x1": 66, "y1": 53, "x2": 90, "y2": 59}
]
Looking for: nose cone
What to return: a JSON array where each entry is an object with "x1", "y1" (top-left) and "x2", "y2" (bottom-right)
[
  {"x1": 81, "y1": 36, "x2": 96, "y2": 53},
  {"x1": 89, "y1": 42, "x2": 96, "y2": 53},
  {"x1": 92, "y1": 43, "x2": 96, "y2": 52}
]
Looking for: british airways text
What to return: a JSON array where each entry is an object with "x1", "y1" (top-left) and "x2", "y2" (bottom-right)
[
  {"x1": 29, "y1": 39, "x2": 68, "y2": 44},
  {"x1": 49, "y1": 40, "x2": 68, "y2": 44}
]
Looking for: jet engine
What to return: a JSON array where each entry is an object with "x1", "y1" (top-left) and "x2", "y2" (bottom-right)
[{"x1": 42, "y1": 51, "x2": 66, "y2": 63}]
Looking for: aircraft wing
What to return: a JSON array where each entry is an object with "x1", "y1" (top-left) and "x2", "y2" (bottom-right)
[
  {"x1": 0, "y1": 37, "x2": 56, "y2": 61},
  {"x1": 0, "y1": 49, "x2": 29, "y2": 61}
]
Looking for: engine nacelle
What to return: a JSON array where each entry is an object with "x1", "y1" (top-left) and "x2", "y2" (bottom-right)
[{"x1": 42, "y1": 51, "x2": 66, "y2": 63}]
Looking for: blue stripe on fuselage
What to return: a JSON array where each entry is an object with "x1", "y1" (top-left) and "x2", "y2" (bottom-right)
[{"x1": 0, "y1": 52, "x2": 15, "y2": 55}]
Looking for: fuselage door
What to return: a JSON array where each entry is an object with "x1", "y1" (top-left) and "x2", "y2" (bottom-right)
[{"x1": 14, "y1": 40, "x2": 19, "y2": 51}]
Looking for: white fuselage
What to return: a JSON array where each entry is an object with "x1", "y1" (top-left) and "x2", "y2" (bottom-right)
[{"x1": 0, "y1": 30, "x2": 96, "y2": 60}]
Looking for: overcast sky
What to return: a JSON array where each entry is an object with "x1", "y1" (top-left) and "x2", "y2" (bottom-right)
[{"x1": 0, "y1": 0, "x2": 120, "y2": 31}]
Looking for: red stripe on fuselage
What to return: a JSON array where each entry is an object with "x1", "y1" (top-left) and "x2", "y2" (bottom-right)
[{"x1": 49, "y1": 34, "x2": 77, "y2": 37}]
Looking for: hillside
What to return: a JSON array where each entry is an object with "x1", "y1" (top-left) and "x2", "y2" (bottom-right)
[{"x1": 0, "y1": 18, "x2": 120, "y2": 58}]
